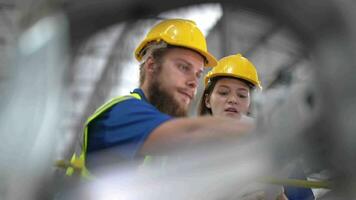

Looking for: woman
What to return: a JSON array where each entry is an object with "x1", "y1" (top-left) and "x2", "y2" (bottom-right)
[
  {"x1": 198, "y1": 53, "x2": 289, "y2": 199},
  {"x1": 198, "y1": 53, "x2": 262, "y2": 119}
]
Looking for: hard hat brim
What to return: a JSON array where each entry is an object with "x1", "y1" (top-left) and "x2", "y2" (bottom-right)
[
  {"x1": 135, "y1": 38, "x2": 217, "y2": 67},
  {"x1": 205, "y1": 73, "x2": 262, "y2": 90}
]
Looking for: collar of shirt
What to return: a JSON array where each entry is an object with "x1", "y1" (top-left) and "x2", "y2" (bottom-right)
[{"x1": 131, "y1": 88, "x2": 148, "y2": 103}]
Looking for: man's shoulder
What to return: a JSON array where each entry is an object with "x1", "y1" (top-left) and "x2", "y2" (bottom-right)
[
  {"x1": 97, "y1": 94, "x2": 171, "y2": 125},
  {"x1": 95, "y1": 89, "x2": 169, "y2": 119},
  {"x1": 111, "y1": 93, "x2": 142, "y2": 102},
  {"x1": 109, "y1": 94, "x2": 156, "y2": 113}
]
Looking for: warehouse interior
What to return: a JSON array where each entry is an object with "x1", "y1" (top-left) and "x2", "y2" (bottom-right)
[{"x1": 1, "y1": 0, "x2": 356, "y2": 199}]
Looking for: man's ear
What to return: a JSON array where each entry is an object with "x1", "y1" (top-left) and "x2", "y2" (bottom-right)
[
  {"x1": 205, "y1": 93, "x2": 211, "y2": 108},
  {"x1": 145, "y1": 56, "x2": 155, "y2": 73}
]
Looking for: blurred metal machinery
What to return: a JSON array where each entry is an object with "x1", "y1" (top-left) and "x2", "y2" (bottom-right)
[{"x1": 1, "y1": 0, "x2": 356, "y2": 199}]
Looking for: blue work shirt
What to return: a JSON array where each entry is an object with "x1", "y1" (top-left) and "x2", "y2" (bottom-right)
[
  {"x1": 284, "y1": 163, "x2": 314, "y2": 200},
  {"x1": 86, "y1": 88, "x2": 172, "y2": 169}
]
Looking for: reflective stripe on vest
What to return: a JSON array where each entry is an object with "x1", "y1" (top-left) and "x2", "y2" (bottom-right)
[{"x1": 66, "y1": 93, "x2": 141, "y2": 178}]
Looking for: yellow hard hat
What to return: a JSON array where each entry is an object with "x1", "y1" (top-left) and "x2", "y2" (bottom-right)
[
  {"x1": 204, "y1": 54, "x2": 262, "y2": 89},
  {"x1": 134, "y1": 19, "x2": 217, "y2": 67}
]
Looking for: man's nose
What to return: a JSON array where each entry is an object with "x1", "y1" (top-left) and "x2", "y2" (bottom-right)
[{"x1": 186, "y1": 75, "x2": 198, "y2": 89}]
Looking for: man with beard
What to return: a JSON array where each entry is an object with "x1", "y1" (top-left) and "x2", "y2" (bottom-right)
[{"x1": 66, "y1": 19, "x2": 254, "y2": 177}]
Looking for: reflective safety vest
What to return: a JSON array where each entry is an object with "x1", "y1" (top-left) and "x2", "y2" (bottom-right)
[{"x1": 64, "y1": 92, "x2": 155, "y2": 178}]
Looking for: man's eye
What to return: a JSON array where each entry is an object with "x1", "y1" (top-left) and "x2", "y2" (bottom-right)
[{"x1": 178, "y1": 64, "x2": 189, "y2": 71}]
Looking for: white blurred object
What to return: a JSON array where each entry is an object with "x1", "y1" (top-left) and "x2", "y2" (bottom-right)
[{"x1": 0, "y1": 12, "x2": 69, "y2": 200}]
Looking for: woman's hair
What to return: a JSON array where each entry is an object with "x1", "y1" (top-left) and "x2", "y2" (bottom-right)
[{"x1": 198, "y1": 76, "x2": 255, "y2": 116}]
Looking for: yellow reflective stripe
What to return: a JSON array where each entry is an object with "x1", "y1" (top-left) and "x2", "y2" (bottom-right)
[
  {"x1": 61, "y1": 93, "x2": 142, "y2": 178},
  {"x1": 90, "y1": 93, "x2": 141, "y2": 122},
  {"x1": 79, "y1": 153, "x2": 93, "y2": 179},
  {"x1": 65, "y1": 153, "x2": 78, "y2": 176},
  {"x1": 141, "y1": 155, "x2": 168, "y2": 171},
  {"x1": 259, "y1": 176, "x2": 333, "y2": 189},
  {"x1": 63, "y1": 153, "x2": 93, "y2": 179},
  {"x1": 143, "y1": 155, "x2": 153, "y2": 165},
  {"x1": 73, "y1": 93, "x2": 141, "y2": 178},
  {"x1": 82, "y1": 126, "x2": 89, "y2": 163},
  {"x1": 82, "y1": 93, "x2": 141, "y2": 158}
]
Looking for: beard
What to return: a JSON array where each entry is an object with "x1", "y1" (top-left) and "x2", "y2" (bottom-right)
[{"x1": 148, "y1": 76, "x2": 188, "y2": 117}]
